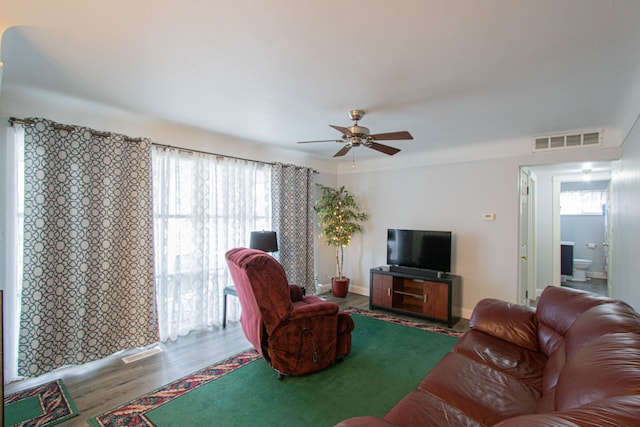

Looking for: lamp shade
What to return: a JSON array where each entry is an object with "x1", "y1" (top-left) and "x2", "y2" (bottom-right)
[{"x1": 250, "y1": 231, "x2": 278, "y2": 252}]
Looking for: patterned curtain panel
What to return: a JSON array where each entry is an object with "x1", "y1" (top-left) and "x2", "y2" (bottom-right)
[
  {"x1": 19, "y1": 118, "x2": 157, "y2": 377},
  {"x1": 271, "y1": 163, "x2": 315, "y2": 294},
  {"x1": 153, "y1": 148, "x2": 272, "y2": 341}
]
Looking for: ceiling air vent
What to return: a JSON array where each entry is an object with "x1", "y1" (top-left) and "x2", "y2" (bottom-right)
[{"x1": 532, "y1": 130, "x2": 602, "y2": 153}]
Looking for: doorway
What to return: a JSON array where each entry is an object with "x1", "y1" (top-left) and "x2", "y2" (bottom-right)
[
  {"x1": 519, "y1": 161, "x2": 613, "y2": 303},
  {"x1": 555, "y1": 176, "x2": 610, "y2": 296}
]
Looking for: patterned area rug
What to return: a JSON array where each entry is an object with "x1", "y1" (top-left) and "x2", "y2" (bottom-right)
[
  {"x1": 89, "y1": 351, "x2": 261, "y2": 426},
  {"x1": 343, "y1": 307, "x2": 463, "y2": 337},
  {"x1": 90, "y1": 308, "x2": 462, "y2": 426},
  {"x1": 4, "y1": 379, "x2": 78, "y2": 427}
]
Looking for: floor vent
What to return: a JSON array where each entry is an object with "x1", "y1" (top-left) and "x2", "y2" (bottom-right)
[
  {"x1": 122, "y1": 346, "x2": 163, "y2": 364},
  {"x1": 532, "y1": 130, "x2": 602, "y2": 152}
]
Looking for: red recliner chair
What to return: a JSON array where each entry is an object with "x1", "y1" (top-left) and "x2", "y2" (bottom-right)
[{"x1": 225, "y1": 248, "x2": 354, "y2": 378}]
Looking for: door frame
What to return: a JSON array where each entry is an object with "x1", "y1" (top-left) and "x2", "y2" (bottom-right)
[{"x1": 520, "y1": 161, "x2": 614, "y2": 302}]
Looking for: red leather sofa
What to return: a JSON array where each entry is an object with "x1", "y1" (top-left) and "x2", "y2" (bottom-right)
[
  {"x1": 337, "y1": 285, "x2": 640, "y2": 426},
  {"x1": 226, "y1": 248, "x2": 354, "y2": 378}
]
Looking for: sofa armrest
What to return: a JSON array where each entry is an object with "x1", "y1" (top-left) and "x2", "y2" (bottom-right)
[
  {"x1": 335, "y1": 416, "x2": 398, "y2": 427},
  {"x1": 470, "y1": 298, "x2": 538, "y2": 351},
  {"x1": 288, "y1": 284, "x2": 304, "y2": 302},
  {"x1": 288, "y1": 299, "x2": 339, "y2": 320}
]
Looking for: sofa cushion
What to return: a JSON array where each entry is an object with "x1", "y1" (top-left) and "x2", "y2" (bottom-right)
[
  {"x1": 555, "y1": 332, "x2": 640, "y2": 411},
  {"x1": 536, "y1": 341, "x2": 566, "y2": 413},
  {"x1": 383, "y1": 389, "x2": 481, "y2": 427},
  {"x1": 537, "y1": 292, "x2": 640, "y2": 414},
  {"x1": 453, "y1": 330, "x2": 547, "y2": 389},
  {"x1": 495, "y1": 396, "x2": 640, "y2": 427},
  {"x1": 535, "y1": 286, "x2": 610, "y2": 356},
  {"x1": 536, "y1": 301, "x2": 640, "y2": 414},
  {"x1": 564, "y1": 301, "x2": 640, "y2": 360},
  {"x1": 470, "y1": 298, "x2": 538, "y2": 351},
  {"x1": 417, "y1": 352, "x2": 541, "y2": 425}
]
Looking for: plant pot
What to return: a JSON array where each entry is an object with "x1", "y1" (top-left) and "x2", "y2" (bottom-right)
[{"x1": 331, "y1": 277, "x2": 350, "y2": 298}]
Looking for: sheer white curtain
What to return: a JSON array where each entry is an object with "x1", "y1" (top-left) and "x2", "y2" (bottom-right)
[
  {"x1": 3, "y1": 124, "x2": 24, "y2": 383},
  {"x1": 152, "y1": 147, "x2": 271, "y2": 341}
]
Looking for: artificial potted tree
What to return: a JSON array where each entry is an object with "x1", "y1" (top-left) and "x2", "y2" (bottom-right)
[{"x1": 315, "y1": 184, "x2": 368, "y2": 297}]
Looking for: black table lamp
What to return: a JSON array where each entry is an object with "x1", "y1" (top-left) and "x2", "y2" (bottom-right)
[{"x1": 250, "y1": 231, "x2": 278, "y2": 253}]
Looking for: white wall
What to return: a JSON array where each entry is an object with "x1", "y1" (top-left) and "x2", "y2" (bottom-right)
[
  {"x1": 337, "y1": 158, "x2": 520, "y2": 319},
  {"x1": 3, "y1": 85, "x2": 638, "y2": 317},
  {"x1": 335, "y1": 147, "x2": 624, "y2": 318},
  {"x1": 610, "y1": 117, "x2": 640, "y2": 311},
  {"x1": 0, "y1": 86, "x2": 338, "y2": 175}
]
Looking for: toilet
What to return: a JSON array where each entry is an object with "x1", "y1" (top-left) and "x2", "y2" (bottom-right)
[{"x1": 572, "y1": 258, "x2": 592, "y2": 282}]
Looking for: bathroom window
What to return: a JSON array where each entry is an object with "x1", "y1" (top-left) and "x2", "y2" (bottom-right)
[{"x1": 560, "y1": 190, "x2": 607, "y2": 215}]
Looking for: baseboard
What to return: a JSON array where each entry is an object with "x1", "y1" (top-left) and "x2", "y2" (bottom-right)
[
  {"x1": 121, "y1": 346, "x2": 163, "y2": 364},
  {"x1": 349, "y1": 283, "x2": 369, "y2": 296},
  {"x1": 315, "y1": 283, "x2": 369, "y2": 296},
  {"x1": 315, "y1": 283, "x2": 332, "y2": 295}
]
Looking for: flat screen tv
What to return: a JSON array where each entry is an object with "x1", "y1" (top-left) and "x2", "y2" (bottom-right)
[{"x1": 387, "y1": 229, "x2": 452, "y2": 273}]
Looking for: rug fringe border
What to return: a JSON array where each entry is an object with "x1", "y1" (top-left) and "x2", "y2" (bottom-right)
[
  {"x1": 89, "y1": 350, "x2": 260, "y2": 427},
  {"x1": 343, "y1": 307, "x2": 463, "y2": 338},
  {"x1": 4, "y1": 378, "x2": 79, "y2": 427}
]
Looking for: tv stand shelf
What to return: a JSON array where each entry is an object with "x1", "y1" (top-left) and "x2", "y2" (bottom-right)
[{"x1": 370, "y1": 266, "x2": 461, "y2": 328}]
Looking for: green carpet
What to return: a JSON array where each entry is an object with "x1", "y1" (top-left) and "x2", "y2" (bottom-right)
[
  {"x1": 90, "y1": 310, "x2": 460, "y2": 426},
  {"x1": 4, "y1": 379, "x2": 78, "y2": 427}
]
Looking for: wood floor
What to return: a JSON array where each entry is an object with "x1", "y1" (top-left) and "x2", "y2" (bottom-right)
[{"x1": 4, "y1": 293, "x2": 469, "y2": 426}]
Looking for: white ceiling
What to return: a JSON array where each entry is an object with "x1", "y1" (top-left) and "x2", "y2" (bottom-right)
[{"x1": 1, "y1": 0, "x2": 640, "y2": 160}]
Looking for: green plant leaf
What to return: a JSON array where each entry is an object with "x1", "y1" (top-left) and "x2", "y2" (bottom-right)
[{"x1": 315, "y1": 184, "x2": 368, "y2": 279}]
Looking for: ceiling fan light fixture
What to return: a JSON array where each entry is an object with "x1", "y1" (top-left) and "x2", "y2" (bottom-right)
[
  {"x1": 349, "y1": 125, "x2": 370, "y2": 136},
  {"x1": 297, "y1": 109, "x2": 413, "y2": 158},
  {"x1": 349, "y1": 136, "x2": 363, "y2": 146}
]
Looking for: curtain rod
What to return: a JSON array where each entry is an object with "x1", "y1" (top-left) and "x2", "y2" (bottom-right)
[
  {"x1": 9, "y1": 117, "x2": 142, "y2": 142},
  {"x1": 9, "y1": 117, "x2": 317, "y2": 172},
  {"x1": 152, "y1": 142, "x2": 275, "y2": 167}
]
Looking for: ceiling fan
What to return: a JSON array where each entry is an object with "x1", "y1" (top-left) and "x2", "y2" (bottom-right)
[{"x1": 298, "y1": 110, "x2": 413, "y2": 157}]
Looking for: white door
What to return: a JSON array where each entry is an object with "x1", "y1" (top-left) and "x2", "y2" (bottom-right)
[
  {"x1": 518, "y1": 168, "x2": 536, "y2": 305},
  {"x1": 604, "y1": 179, "x2": 613, "y2": 295}
]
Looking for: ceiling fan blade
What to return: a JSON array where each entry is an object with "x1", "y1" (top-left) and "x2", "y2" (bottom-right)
[
  {"x1": 333, "y1": 145, "x2": 352, "y2": 157},
  {"x1": 297, "y1": 139, "x2": 341, "y2": 144},
  {"x1": 368, "y1": 142, "x2": 401, "y2": 156},
  {"x1": 329, "y1": 125, "x2": 354, "y2": 136},
  {"x1": 370, "y1": 131, "x2": 413, "y2": 141}
]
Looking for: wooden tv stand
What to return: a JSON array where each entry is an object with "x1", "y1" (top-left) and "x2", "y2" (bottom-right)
[{"x1": 370, "y1": 266, "x2": 461, "y2": 328}]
